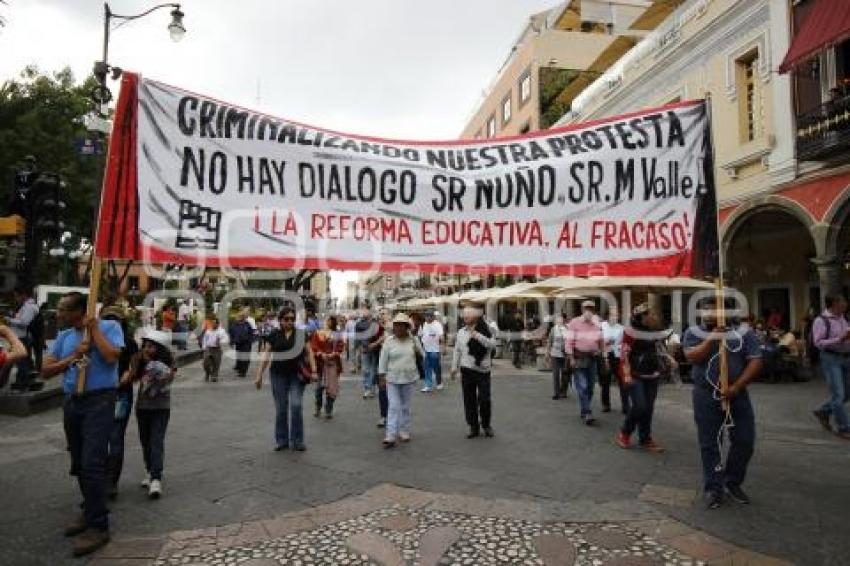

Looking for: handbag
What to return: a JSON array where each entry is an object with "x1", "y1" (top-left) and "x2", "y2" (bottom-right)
[{"x1": 297, "y1": 353, "x2": 314, "y2": 384}]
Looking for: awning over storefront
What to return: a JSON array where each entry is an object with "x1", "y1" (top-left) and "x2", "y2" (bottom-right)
[{"x1": 779, "y1": 0, "x2": 850, "y2": 73}]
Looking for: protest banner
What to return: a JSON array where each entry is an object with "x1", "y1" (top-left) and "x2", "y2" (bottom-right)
[{"x1": 95, "y1": 73, "x2": 718, "y2": 277}]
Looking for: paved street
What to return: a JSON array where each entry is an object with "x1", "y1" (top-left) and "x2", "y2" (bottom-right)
[{"x1": 1, "y1": 355, "x2": 848, "y2": 565}]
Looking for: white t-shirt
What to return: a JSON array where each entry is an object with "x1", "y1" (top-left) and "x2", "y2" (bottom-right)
[
  {"x1": 601, "y1": 321, "x2": 625, "y2": 359},
  {"x1": 203, "y1": 327, "x2": 228, "y2": 348},
  {"x1": 419, "y1": 321, "x2": 444, "y2": 353}
]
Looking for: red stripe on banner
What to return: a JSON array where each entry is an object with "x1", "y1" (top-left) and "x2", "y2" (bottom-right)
[
  {"x1": 141, "y1": 242, "x2": 693, "y2": 278},
  {"x1": 145, "y1": 76, "x2": 702, "y2": 146},
  {"x1": 95, "y1": 73, "x2": 140, "y2": 259}
]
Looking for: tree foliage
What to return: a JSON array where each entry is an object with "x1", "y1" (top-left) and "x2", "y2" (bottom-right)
[{"x1": 0, "y1": 66, "x2": 105, "y2": 241}]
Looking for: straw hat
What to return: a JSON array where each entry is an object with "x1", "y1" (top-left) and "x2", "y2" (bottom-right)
[
  {"x1": 392, "y1": 313, "x2": 412, "y2": 326},
  {"x1": 142, "y1": 329, "x2": 171, "y2": 349},
  {"x1": 581, "y1": 300, "x2": 596, "y2": 309}
]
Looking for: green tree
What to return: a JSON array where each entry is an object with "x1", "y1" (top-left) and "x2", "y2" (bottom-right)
[{"x1": 0, "y1": 66, "x2": 105, "y2": 243}]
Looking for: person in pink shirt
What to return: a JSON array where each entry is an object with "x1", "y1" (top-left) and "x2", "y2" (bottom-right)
[{"x1": 566, "y1": 301, "x2": 608, "y2": 425}]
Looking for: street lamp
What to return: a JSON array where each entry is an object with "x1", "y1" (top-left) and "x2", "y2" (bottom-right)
[{"x1": 92, "y1": 2, "x2": 187, "y2": 108}]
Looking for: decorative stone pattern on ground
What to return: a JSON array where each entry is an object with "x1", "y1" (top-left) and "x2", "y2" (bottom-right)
[{"x1": 98, "y1": 484, "x2": 789, "y2": 566}]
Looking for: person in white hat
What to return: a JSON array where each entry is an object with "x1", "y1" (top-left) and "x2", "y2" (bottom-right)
[
  {"x1": 377, "y1": 313, "x2": 424, "y2": 447},
  {"x1": 120, "y1": 329, "x2": 174, "y2": 500},
  {"x1": 566, "y1": 300, "x2": 608, "y2": 425}
]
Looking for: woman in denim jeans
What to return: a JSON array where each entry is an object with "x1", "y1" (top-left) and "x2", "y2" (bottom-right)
[
  {"x1": 378, "y1": 313, "x2": 424, "y2": 448},
  {"x1": 122, "y1": 330, "x2": 174, "y2": 500},
  {"x1": 255, "y1": 307, "x2": 318, "y2": 451}
]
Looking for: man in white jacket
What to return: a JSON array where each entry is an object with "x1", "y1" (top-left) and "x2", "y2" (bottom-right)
[{"x1": 451, "y1": 307, "x2": 497, "y2": 439}]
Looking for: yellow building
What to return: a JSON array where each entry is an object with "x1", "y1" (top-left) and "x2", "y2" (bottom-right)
[
  {"x1": 557, "y1": 0, "x2": 850, "y2": 330},
  {"x1": 460, "y1": 0, "x2": 686, "y2": 139}
]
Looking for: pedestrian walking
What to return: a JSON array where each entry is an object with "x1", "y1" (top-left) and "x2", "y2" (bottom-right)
[
  {"x1": 566, "y1": 301, "x2": 607, "y2": 425},
  {"x1": 615, "y1": 304, "x2": 670, "y2": 453},
  {"x1": 419, "y1": 310, "x2": 444, "y2": 392},
  {"x1": 344, "y1": 314, "x2": 359, "y2": 373},
  {"x1": 8, "y1": 285, "x2": 40, "y2": 389},
  {"x1": 451, "y1": 307, "x2": 497, "y2": 439},
  {"x1": 312, "y1": 315, "x2": 345, "y2": 418},
  {"x1": 683, "y1": 298, "x2": 763, "y2": 509},
  {"x1": 254, "y1": 307, "x2": 318, "y2": 451},
  {"x1": 202, "y1": 317, "x2": 228, "y2": 382},
  {"x1": 100, "y1": 306, "x2": 139, "y2": 500},
  {"x1": 122, "y1": 330, "x2": 174, "y2": 500},
  {"x1": 41, "y1": 292, "x2": 124, "y2": 557},
  {"x1": 811, "y1": 295, "x2": 850, "y2": 439},
  {"x1": 509, "y1": 311, "x2": 524, "y2": 369},
  {"x1": 230, "y1": 310, "x2": 254, "y2": 377},
  {"x1": 378, "y1": 313, "x2": 424, "y2": 447},
  {"x1": 545, "y1": 312, "x2": 569, "y2": 399},
  {"x1": 356, "y1": 308, "x2": 380, "y2": 398},
  {"x1": 601, "y1": 308, "x2": 627, "y2": 413},
  {"x1": 373, "y1": 310, "x2": 391, "y2": 427}
]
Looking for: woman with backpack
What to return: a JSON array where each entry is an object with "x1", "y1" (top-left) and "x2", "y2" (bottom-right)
[
  {"x1": 121, "y1": 330, "x2": 174, "y2": 499},
  {"x1": 615, "y1": 303, "x2": 674, "y2": 453}
]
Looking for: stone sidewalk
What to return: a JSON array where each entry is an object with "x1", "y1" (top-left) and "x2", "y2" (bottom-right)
[{"x1": 91, "y1": 484, "x2": 789, "y2": 566}]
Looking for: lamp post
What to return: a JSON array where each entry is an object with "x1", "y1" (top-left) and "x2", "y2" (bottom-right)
[{"x1": 91, "y1": 2, "x2": 187, "y2": 109}]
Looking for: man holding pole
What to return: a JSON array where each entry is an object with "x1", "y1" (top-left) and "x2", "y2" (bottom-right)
[
  {"x1": 41, "y1": 292, "x2": 124, "y2": 556},
  {"x1": 683, "y1": 298, "x2": 762, "y2": 510}
]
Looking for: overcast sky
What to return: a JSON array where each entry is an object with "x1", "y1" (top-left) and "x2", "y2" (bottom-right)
[
  {"x1": 1, "y1": 0, "x2": 559, "y2": 139},
  {"x1": 0, "y1": 0, "x2": 560, "y2": 300}
]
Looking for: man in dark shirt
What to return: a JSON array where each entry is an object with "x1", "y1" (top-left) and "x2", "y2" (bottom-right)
[{"x1": 683, "y1": 299, "x2": 762, "y2": 510}]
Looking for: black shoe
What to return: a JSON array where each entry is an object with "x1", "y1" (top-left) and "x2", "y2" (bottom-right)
[
  {"x1": 552, "y1": 395, "x2": 560, "y2": 400},
  {"x1": 813, "y1": 410, "x2": 832, "y2": 432},
  {"x1": 602, "y1": 406, "x2": 611, "y2": 413},
  {"x1": 725, "y1": 483, "x2": 751, "y2": 504},
  {"x1": 483, "y1": 427, "x2": 494, "y2": 438},
  {"x1": 467, "y1": 429, "x2": 480, "y2": 439},
  {"x1": 294, "y1": 443, "x2": 306, "y2": 452},
  {"x1": 704, "y1": 490, "x2": 724, "y2": 510},
  {"x1": 274, "y1": 444, "x2": 289, "y2": 451},
  {"x1": 583, "y1": 415, "x2": 596, "y2": 426}
]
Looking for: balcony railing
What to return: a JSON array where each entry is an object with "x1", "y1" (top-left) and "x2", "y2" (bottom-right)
[{"x1": 797, "y1": 93, "x2": 850, "y2": 162}]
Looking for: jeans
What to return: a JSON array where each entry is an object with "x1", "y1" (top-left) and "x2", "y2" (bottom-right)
[
  {"x1": 107, "y1": 390, "x2": 133, "y2": 487},
  {"x1": 270, "y1": 370, "x2": 305, "y2": 447},
  {"x1": 818, "y1": 352, "x2": 850, "y2": 432},
  {"x1": 622, "y1": 378, "x2": 659, "y2": 444},
  {"x1": 424, "y1": 351, "x2": 441, "y2": 389},
  {"x1": 386, "y1": 382, "x2": 415, "y2": 437},
  {"x1": 572, "y1": 361, "x2": 598, "y2": 417},
  {"x1": 692, "y1": 386, "x2": 755, "y2": 493},
  {"x1": 551, "y1": 356, "x2": 568, "y2": 397},
  {"x1": 63, "y1": 390, "x2": 115, "y2": 530},
  {"x1": 137, "y1": 408, "x2": 170, "y2": 481},
  {"x1": 461, "y1": 368, "x2": 491, "y2": 431},
  {"x1": 234, "y1": 343, "x2": 252, "y2": 376},
  {"x1": 361, "y1": 351, "x2": 375, "y2": 393}
]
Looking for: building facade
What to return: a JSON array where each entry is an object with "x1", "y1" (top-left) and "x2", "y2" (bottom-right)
[
  {"x1": 460, "y1": 0, "x2": 685, "y2": 139},
  {"x1": 557, "y1": 0, "x2": 850, "y2": 330}
]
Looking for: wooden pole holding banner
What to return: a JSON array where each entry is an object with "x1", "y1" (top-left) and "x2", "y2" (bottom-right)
[
  {"x1": 74, "y1": 257, "x2": 104, "y2": 395},
  {"x1": 705, "y1": 92, "x2": 730, "y2": 411}
]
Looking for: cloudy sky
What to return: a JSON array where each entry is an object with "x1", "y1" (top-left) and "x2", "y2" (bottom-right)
[
  {"x1": 1, "y1": 0, "x2": 558, "y2": 139},
  {"x1": 0, "y1": 0, "x2": 560, "y2": 299}
]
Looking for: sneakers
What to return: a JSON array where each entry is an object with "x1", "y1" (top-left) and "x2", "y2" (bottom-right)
[
  {"x1": 813, "y1": 410, "x2": 832, "y2": 432},
  {"x1": 148, "y1": 479, "x2": 162, "y2": 499},
  {"x1": 704, "y1": 490, "x2": 724, "y2": 510},
  {"x1": 399, "y1": 432, "x2": 411, "y2": 442},
  {"x1": 140, "y1": 474, "x2": 151, "y2": 489},
  {"x1": 420, "y1": 386, "x2": 432, "y2": 393},
  {"x1": 363, "y1": 391, "x2": 370, "y2": 399},
  {"x1": 583, "y1": 415, "x2": 596, "y2": 426},
  {"x1": 615, "y1": 431, "x2": 632, "y2": 449},
  {"x1": 436, "y1": 383, "x2": 445, "y2": 391},
  {"x1": 639, "y1": 439, "x2": 665, "y2": 453},
  {"x1": 377, "y1": 418, "x2": 387, "y2": 428},
  {"x1": 382, "y1": 436, "x2": 396, "y2": 448},
  {"x1": 64, "y1": 516, "x2": 87, "y2": 538},
  {"x1": 725, "y1": 483, "x2": 751, "y2": 504},
  {"x1": 71, "y1": 528, "x2": 110, "y2": 557}
]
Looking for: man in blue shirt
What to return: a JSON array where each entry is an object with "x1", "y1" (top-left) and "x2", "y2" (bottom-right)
[
  {"x1": 683, "y1": 298, "x2": 762, "y2": 510},
  {"x1": 41, "y1": 292, "x2": 124, "y2": 557}
]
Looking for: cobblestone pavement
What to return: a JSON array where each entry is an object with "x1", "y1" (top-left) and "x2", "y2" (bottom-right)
[
  {"x1": 96, "y1": 485, "x2": 787, "y2": 566},
  {"x1": 1, "y1": 355, "x2": 848, "y2": 565}
]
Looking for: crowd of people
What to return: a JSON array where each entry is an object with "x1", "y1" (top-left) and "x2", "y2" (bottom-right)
[{"x1": 3, "y1": 286, "x2": 848, "y2": 559}]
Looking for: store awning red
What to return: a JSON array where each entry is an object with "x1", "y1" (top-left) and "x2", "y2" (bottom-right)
[{"x1": 779, "y1": 0, "x2": 850, "y2": 74}]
